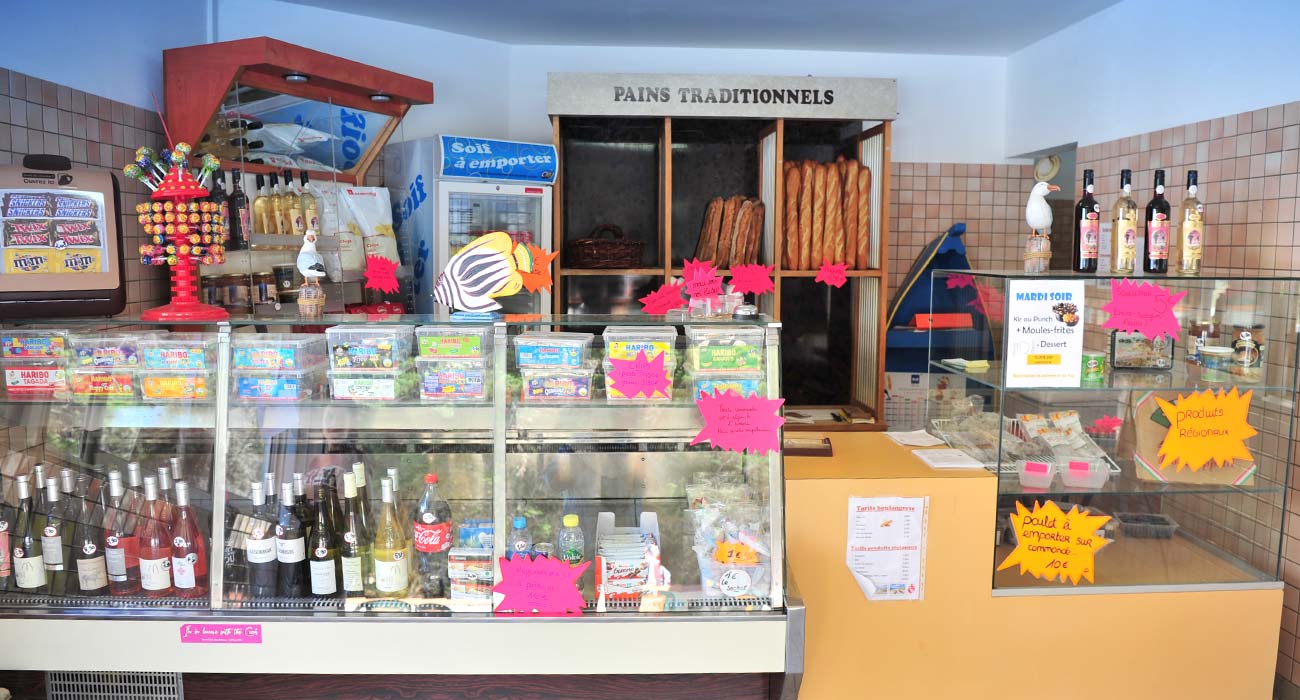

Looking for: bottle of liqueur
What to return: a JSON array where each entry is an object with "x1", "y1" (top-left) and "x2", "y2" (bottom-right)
[
  {"x1": 72, "y1": 475, "x2": 109, "y2": 595},
  {"x1": 103, "y1": 471, "x2": 141, "y2": 596},
  {"x1": 41, "y1": 477, "x2": 69, "y2": 593},
  {"x1": 339, "y1": 472, "x2": 369, "y2": 597},
  {"x1": 1111, "y1": 169, "x2": 1139, "y2": 274},
  {"x1": 308, "y1": 482, "x2": 341, "y2": 597},
  {"x1": 252, "y1": 174, "x2": 272, "y2": 235},
  {"x1": 170, "y1": 482, "x2": 208, "y2": 598},
  {"x1": 1144, "y1": 169, "x2": 1171, "y2": 274},
  {"x1": 13, "y1": 476, "x2": 47, "y2": 594},
  {"x1": 275, "y1": 482, "x2": 308, "y2": 598},
  {"x1": 372, "y1": 478, "x2": 410, "y2": 598},
  {"x1": 137, "y1": 476, "x2": 173, "y2": 598},
  {"x1": 227, "y1": 169, "x2": 251, "y2": 251},
  {"x1": 1178, "y1": 170, "x2": 1204, "y2": 276},
  {"x1": 299, "y1": 171, "x2": 319, "y2": 232},
  {"x1": 1072, "y1": 169, "x2": 1100, "y2": 272},
  {"x1": 245, "y1": 480, "x2": 278, "y2": 598}
]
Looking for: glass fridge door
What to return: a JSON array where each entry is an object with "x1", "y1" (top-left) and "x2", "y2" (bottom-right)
[{"x1": 442, "y1": 183, "x2": 551, "y2": 315}]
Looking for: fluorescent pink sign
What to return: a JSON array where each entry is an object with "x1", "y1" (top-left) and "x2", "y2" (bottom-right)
[
  {"x1": 692, "y1": 389, "x2": 786, "y2": 455},
  {"x1": 728, "y1": 263, "x2": 775, "y2": 296},
  {"x1": 1101, "y1": 278, "x2": 1186, "y2": 340},
  {"x1": 180, "y1": 623, "x2": 262, "y2": 644},
  {"x1": 814, "y1": 259, "x2": 848, "y2": 288},
  {"x1": 493, "y1": 554, "x2": 590, "y2": 616},
  {"x1": 606, "y1": 350, "x2": 673, "y2": 399}
]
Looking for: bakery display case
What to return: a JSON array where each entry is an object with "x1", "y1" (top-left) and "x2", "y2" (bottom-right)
[
  {"x1": 0, "y1": 315, "x2": 800, "y2": 679},
  {"x1": 925, "y1": 270, "x2": 1299, "y2": 592}
]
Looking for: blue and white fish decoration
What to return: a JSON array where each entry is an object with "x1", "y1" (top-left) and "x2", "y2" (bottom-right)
[{"x1": 432, "y1": 231, "x2": 536, "y2": 312}]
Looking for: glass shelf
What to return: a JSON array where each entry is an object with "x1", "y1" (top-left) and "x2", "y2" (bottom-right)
[{"x1": 929, "y1": 360, "x2": 1297, "y2": 394}]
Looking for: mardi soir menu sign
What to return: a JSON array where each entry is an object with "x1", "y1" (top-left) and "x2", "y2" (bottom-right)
[{"x1": 1004, "y1": 279, "x2": 1086, "y2": 388}]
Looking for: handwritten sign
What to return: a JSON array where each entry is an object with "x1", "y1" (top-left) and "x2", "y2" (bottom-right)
[
  {"x1": 639, "y1": 281, "x2": 687, "y2": 315},
  {"x1": 996, "y1": 500, "x2": 1111, "y2": 585},
  {"x1": 729, "y1": 263, "x2": 774, "y2": 296},
  {"x1": 683, "y1": 258, "x2": 724, "y2": 299},
  {"x1": 1154, "y1": 387, "x2": 1257, "y2": 471},
  {"x1": 692, "y1": 389, "x2": 785, "y2": 455},
  {"x1": 363, "y1": 255, "x2": 400, "y2": 294},
  {"x1": 493, "y1": 554, "x2": 591, "y2": 616},
  {"x1": 814, "y1": 259, "x2": 848, "y2": 288},
  {"x1": 180, "y1": 623, "x2": 262, "y2": 644},
  {"x1": 606, "y1": 350, "x2": 672, "y2": 399},
  {"x1": 1101, "y1": 278, "x2": 1186, "y2": 340}
]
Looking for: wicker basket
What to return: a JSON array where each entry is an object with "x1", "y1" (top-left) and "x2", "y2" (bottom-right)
[
  {"x1": 566, "y1": 224, "x2": 644, "y2": 269},
  {"x1": 297, "y1": 281, "x2": 326, "y2": 318}
]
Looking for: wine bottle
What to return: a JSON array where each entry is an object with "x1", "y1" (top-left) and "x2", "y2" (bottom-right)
[
  {"x1": 1144, "y1": 169, "x2": 1171, "y2": 274},
  {"x1": 386, "y1": 467, "x2": 415, "y2": 587},
  {"x1": 275, "y1": 482, "x2": 308, "y2": 598},
  {"x1": 263, "y1": 471, "x2": 277, "y2": 512},
  {"x1": 72, "y1": 475, "x2": 108, "y2": 595},
  {"x1": 308, "y1": 481, "x2": 340, "y2": 597},
  {"x1": 103, "y1": 471, "x2": 141, "y2": 596},
  {"x1": 339, "y1": 472, "x2": 369, "y2": 597},
  {"x1": 1111, "y1": 169, "x2": 1138, "y2": 274},
  {"x1": 12, "y1": 476, "x2": 46, "y2": 594},
  {"x1": 124, "y1": 461, "x2": 144, "y2": 532},
  {"x1": 170, "y1": 481, "x2": 208, "y2": 598},
  {"x1": 372, "y1": 477, "x2": 409, "y2": 598},
  {"x1": 300, "y1": 171, "x2": 319, "y2": 232},
  {"x1": 137, "y1": 476, "x2": 173, "y2": 598},
  {"x1": 155, "y1": 467, "x2": 176, "y2": 526},
  {"x1": 1072, "y1": 169, "x2": 1100, "y2": 273},
  {"x1": 351, "y1": 462, "x2": 377, "y2": 596},
  {"x1": 269, "y1": 172, "x2": 289, "y2": 235},
  {"x1": 252, "y1": 174, "x2": 271, "y2": 235},
  {"x1": 209, "y1": 170, "x2": 237, "y2": 253},
  {"x1": 245, "y1": 480, "x2": 278, "y2": 599},
  {"x1": 228, "y1": 169, "x2": 251, "y2": 251},
  {"x1": 288, "y1": 171, "x2": 307, "y2": 237},
  {"x1": 292, "y1": 472, "x2": 314, "y2": 528},
  {"x1": 30, "y1": 464, "x2": 48, "y2": 516},
  {"x1": 40, "y1": 477, "x2": 69, "y2": 593},
  {"x1": 0, "y1": 480, "x2": 11, "y2": 591},
  {"x1": 1178, "y1": 170, "x2": 1204, "y2": 276}
]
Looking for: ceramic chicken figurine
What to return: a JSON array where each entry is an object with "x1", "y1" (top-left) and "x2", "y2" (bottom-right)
[{"x1": 1024, "y1": 181, "x2": 1060, "y2": 273}]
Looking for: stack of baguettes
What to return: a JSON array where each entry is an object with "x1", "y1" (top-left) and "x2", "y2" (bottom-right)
[
  {"x1": 693, "y1": 195, "x2": 765, "y2": 270},
  {"x1": 781, "y1": 156, "x2": 872, "y2": 271}
]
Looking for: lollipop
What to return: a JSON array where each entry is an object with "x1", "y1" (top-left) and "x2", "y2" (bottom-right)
[
  {"x1": 197, "y1": 154, "x2": 220, "y2": 188},
  {"x1": 123, "y1": 163, "x2": 157, "y2": 191},
  {"x1": 135, "y1": 147, "x2": 167, "y2": 179},
  {"x1": 172, "y1": 142, "x2": 193, "y2": 170}
]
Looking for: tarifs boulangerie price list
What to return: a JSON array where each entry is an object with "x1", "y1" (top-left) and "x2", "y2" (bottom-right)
[
  {"x1": 846, "y1": 496, "x2": 928, "y2": 601},
  {"x1": 1005, "y1": 279, "x2": 1086, "y2": 388}
]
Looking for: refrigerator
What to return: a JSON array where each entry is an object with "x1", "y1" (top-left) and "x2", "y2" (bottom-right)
[{"x1": 385, "y1": 135, "x2": 556, "y2": 315}]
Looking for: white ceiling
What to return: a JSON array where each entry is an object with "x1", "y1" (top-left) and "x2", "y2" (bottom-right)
[{"x1": 279, "y1": 0, "x2": 1123, "y2": 56}]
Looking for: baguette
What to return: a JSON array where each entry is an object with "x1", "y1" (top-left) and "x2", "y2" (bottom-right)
[
  {"x1": 856, "y1": 166, "x2": 872, "y2": 269},
  {"x1": 715, "y1": 195, "x2": 742, "y2": 266},
  {"x1": 824, "y1": 162, "x2": 844, "y2": 265},
  {"x1": 728, "y1": 199, "x2": 756, "y2": 270},
  {"x1": 747, "y1": 200, "x2": 765, "y2": 265},
  {"x1": 783, "y1": 165, "x2": 801, "y2": 269},
  {"x1": 835, "y1": 154, "x2": 847, "y2": 183},
  {"x1": 844, "y1": 159, "x2": 860, "y2": 269},
  {"x1": 798, "y1": 161, "x2": 814, "y2": 270},
  {"x1": 811, "y1": 164, "x2": 827, "y2": 267},
  {"x1": 695, "y1": 196, "x2": 724, "y2": 262}
]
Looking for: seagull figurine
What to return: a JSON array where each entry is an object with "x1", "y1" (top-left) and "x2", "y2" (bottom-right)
[
  {"x1": 1023, "y1": 181, "x2": 1060, "y2": 273},
  {"x1": 297, "y1": 231, "x2": 327, "y2": 283}
]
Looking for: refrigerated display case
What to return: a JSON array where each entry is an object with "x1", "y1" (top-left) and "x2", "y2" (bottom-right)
[
  {"x1": 925, "y1": 270, "x2": 1298, "y2": 592},
  {"x1": 0, "y1": 315, "x2": 800, "y2": 683}
]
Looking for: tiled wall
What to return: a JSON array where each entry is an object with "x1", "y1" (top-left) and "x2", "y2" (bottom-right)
[
  {"x1": 887, "y1": 162, "x2": 1037, "y2": 298},
  {"x1": 0, "y1": 67, "x2": 171, "y2": 315},
  {"x1": 1075, "y1": 101, "x2": 1300, "y2": 688}
]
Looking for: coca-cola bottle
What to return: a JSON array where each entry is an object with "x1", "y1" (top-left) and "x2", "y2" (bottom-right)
[{"x1": 413, "y1": 473, "x2": 453, "y2": 598}]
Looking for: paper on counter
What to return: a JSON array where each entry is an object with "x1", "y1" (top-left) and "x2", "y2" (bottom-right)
[
  {"x1": 913, "y1": 448, "x2": 983, "y2": 469},
  {"x1": 884, "y1": 429, "x2": 945, "y2": 447},
  {"x1": 846, "y1": 496, "x2": 928, "y2": 601}
]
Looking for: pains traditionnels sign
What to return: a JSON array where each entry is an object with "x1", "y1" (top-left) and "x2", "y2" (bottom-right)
[{"x1": 548, "y1": 73, "x2": 898, "y2": 120}]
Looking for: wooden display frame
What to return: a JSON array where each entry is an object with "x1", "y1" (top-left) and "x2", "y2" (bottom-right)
[{"x1": 550, "y1": 115, "x2": 892, "y2": 424}]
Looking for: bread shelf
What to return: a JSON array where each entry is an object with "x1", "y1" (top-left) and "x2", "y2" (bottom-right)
[
  {"x1": 559, "y1": 267, "x2": 666, "y2": 277},
  {"x1": 776, "y1": 269, "x2": 883, "y2": 278}
]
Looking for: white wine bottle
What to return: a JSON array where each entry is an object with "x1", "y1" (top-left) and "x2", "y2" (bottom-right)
[
  {"x1": 1111, "y1": 169, "x2": 1138, "y2": 274},
  {"x1": 1177, "y1": 170, "x2": 1204, "y2": 276}
]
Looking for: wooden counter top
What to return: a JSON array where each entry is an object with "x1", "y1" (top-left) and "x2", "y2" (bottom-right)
[{"x1": 785, "y1": 432, "x2": 995, "y2": 482}]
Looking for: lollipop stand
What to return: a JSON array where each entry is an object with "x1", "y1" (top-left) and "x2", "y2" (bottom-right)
[{"x1": 140, "y1": 229, "x2": 228, "y2": 321}]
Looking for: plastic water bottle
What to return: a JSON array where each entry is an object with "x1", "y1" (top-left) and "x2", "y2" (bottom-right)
[
  {"x1": 508, "y1": 516, "x2": 532, "y2": 559},
  {"x1": 557, "y1": 514, "x2": 585, "y2": 592}
]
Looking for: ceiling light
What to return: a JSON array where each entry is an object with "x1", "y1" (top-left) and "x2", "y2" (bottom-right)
[
  {"x1": 369, "y1": 93, "x2": 392, "y2": 103},
  {"x1": 283, "y1": 72, "x2": 309, "y2": 83}
]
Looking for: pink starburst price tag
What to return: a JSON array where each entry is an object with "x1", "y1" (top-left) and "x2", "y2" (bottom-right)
[
  {"x1": 692, "y1": 389, "x2": 786, "y2": 455},
  {"x1": 1101, "y1": 278, "x2": 1187, "y2": 341},
  {"x1": 815, "y1": 259, "x2": 848, "y2": 288},
  {"x1": 493, "y1": 555, "x2": 591, "y2": 616},
  {"x1": 606, "y1": 350, "x2": 672, "y2": 399},
  {"x1": 728, "y1": 263, "x2": 774, "y2": 296},
  {"x1": 639, "y1": 281, "x2": 687, "y2": 315}
]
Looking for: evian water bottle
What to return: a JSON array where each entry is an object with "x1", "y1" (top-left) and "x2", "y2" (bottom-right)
[{"x1": 413, "y1": 473, "x2": 452, "y2": 598}]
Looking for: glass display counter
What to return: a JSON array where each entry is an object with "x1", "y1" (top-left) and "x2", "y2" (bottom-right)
[
  {"x1": 0, "y1": 315, "x2": 799, "y2": 679},
  {"x1": 926, "y1": 271, "x2": 1298, "y2": 592}
]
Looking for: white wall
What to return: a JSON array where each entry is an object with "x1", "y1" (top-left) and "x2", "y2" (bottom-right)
[
  {"x1": 214, "y1": 0, "x2": 511, "y2": 142},
  {"x1": 508, "y1": 45, "x2": 1013, "y2": 163},
  {"x1": 3, "y1": 0, "x2": 207, "y2": 108},
  {"x1": 1007, "y1": 0, "x2": 1300, "y2": 156}
]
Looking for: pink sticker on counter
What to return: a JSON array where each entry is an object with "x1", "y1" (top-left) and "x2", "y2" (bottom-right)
[{"x1": 180, "y1": 623, "x2": 262, "y2": 644}]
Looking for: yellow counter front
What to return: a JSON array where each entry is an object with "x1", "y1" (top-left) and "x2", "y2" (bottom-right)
[{"x1": 786, "y1": 433, "x2": 1282, "y2": 699}]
